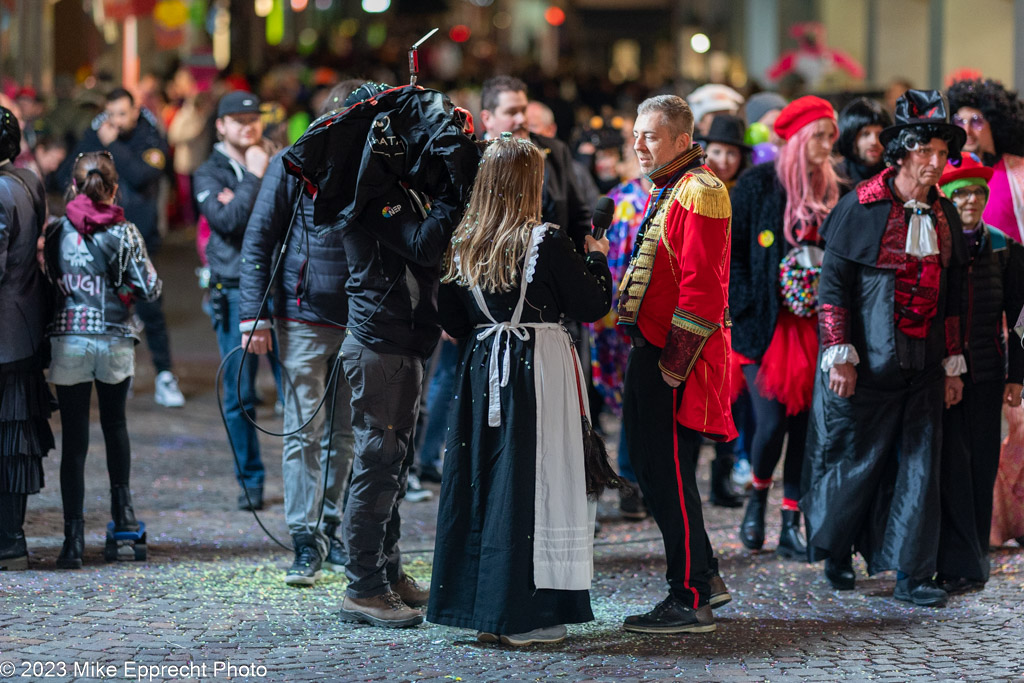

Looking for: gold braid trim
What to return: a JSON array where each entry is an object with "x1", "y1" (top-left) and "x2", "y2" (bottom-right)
[{"x1": 674, "y1": 169, "x2": 731, "y2": 220}]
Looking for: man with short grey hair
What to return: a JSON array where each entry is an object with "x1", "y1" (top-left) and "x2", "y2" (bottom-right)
[{"x1": 618, "y1": 95, "x2": 737, "y2": 634}]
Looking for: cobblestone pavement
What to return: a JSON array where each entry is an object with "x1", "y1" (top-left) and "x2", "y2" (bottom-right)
[{"x1": 2, "y1": 239, "x2": 1023, "y2": 682}]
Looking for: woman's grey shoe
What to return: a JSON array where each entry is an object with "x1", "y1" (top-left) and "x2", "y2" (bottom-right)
[{"x1": 499, "y1": 624, "x2": 567, "y2": 646}]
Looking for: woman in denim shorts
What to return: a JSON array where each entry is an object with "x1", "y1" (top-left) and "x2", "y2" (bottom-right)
[{"x1": 44, "y1": 151, "x2": 162, "y2": 568}]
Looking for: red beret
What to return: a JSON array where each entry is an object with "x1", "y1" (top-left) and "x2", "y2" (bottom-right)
[
  {"x1": 939, "y1": 153, "x2": 994, "y2": 187},
  {"x1": 773, "y1": 95, "x2": 836, "y2": 141}
]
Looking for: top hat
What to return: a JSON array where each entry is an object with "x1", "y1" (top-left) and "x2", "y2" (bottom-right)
[
  {"x1": 700, "y1": 114, "x2": 751, "y2": 151},
  {"x1": 879, "y1": 89, "x2": 966, "y2": 152}
]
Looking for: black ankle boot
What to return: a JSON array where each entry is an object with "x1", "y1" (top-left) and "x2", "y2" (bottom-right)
[
  {"x1": 824, "y1": 551, "x2": 856, "y2": 590},
  {"x1": 111, "y1": 486, "x2": 139, "y2": 533},
  {"x1": 777, "y1": 509, "x2": 807, "y2": 560},
  {"x1": 56, "y1": 519, "x2": 85, "y2": 569},
  {"x1": 0, "y1": 493, "x2": 28, "y2": 570},
  {"x1": 740, "y1": 489, "x2": 768, "y2": 550},
  {"x1": 709, "y1": 456, "x2": 743, "y2": 508}
]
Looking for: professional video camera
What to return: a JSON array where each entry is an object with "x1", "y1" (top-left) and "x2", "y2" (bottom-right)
[{"x1": 282, "y1": 32, "x2": 480, "y2": 235}]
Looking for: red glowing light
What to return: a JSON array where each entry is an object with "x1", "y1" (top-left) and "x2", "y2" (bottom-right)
[
  {"x1": 449, "y1": 24, "x2": 471, "y2": 43},
  {"x1": 544, "y1": 6, "x2": 565, "y2": 26}
]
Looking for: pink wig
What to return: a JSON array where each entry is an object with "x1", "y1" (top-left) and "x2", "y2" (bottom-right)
[{"x1": 774, "y1": 120, "x2": 840, "y2": 246}]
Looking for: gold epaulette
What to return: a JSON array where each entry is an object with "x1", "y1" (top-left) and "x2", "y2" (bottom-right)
[{"x1": 674, "y1": 168, "x2": 731, "y2": 220}]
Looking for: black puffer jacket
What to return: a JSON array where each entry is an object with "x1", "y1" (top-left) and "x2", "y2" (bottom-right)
[
  {"x1": 0, "y1": 166, "x2": 49, "y2": 363},
  {"x1": 239, "y1": 149, "x2": 348, "y2": 329},
  {"x1": 194, "y1": 143, "x2": 263, "y2": 284},
  {"x1": 959, "y1": 224, "x2": 1024, "y2": 384},
  {"x1": 729, "y1": 162, "x2": 788, "y2": 360}
]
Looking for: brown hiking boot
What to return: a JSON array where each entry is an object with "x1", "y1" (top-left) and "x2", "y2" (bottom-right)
[
  {"x1": 709, "y1": 574, "x2": 732, "y2": 609},
  {"x1": 339, "y1": 591, "x2": 423, "y2": 628},
  {"x1": 392, "y1": 575, "x2": 429, "y2": 607}
]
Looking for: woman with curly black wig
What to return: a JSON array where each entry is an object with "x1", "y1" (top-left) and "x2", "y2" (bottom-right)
[
  {"x1": 948, "y1": 78, "x2": 1024, "y2": 241},
  {"x1": 835, "y1": 97, "x2": 892, "y2": 191}
]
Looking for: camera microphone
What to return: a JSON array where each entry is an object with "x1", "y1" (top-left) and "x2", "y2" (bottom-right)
[{"x1": 591, "y1": 196, "x2": 615, "y2": 240}]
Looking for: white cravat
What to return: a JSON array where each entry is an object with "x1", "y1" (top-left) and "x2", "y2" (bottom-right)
[{"x1": 903, "y1": 199, "x2": 940, "y2": 258}]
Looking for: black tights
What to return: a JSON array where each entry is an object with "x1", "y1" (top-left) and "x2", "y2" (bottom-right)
[
  {"x1": 742, "y1": 365, "x2": 808, "y2": 502},
  {"x1": 56, "y1": 379, "x2": 132, "y2": 521}
]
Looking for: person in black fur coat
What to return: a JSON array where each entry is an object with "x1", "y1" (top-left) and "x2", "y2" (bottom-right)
[{"x1": 729, "y1": 96, "x2": 840, "y2": 560}]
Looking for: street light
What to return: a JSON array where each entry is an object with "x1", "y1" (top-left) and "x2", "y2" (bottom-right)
[
  {"x1": 691, "y1": 32, "x2": 710, "y2": 54},
  {"x1": 362, "y1": 0, "x2": 390, "y2": 11}
]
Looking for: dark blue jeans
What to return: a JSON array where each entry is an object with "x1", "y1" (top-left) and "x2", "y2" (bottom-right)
[
  {"x1": 418, "y1": 339, "x2": 459, "y2": 470},
  {"x1": 209, "y1": 286, "x2": 263, "y2": 492}
]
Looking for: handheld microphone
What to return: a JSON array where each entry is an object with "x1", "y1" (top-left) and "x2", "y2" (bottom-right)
[{"x1": 591, "y1": 196, "x2": 615, "y2": 240}]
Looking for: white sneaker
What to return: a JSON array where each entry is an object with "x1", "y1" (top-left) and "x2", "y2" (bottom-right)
[
  {"x1": 154, "y1": 371, "x2": 186, "y2": 408},
  {"x1": 731, "y1": 459, "x2": 752, "y2": 489},
  {"x1": 500, "y1": 624, "x2": 567, "y2": 646},
  {"x1": 405, "y1": 473, "x2": 433, "y2": 503}
]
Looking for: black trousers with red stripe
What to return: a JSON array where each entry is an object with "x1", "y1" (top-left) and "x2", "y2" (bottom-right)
[{"x1": 623, "y1": 340, "x2": 715, "y2": 608}]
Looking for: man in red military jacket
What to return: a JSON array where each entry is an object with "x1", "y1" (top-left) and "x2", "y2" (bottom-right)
[{"x1": 618, "y1": 94, "x2": 737, "y2": 634}]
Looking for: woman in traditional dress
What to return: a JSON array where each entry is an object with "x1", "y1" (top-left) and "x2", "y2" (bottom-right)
[
  {"x1": 729, "y1": 96, "x2": 840, "y2": 558},
  {"x1": 0, "y1": 105, "x2": 54, "y2": 571},
  {"x1": 427, "y1": 134, "x2": 612, "y2": 646}
]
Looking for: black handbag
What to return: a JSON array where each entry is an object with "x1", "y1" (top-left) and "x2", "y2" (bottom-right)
[{"x1": 571, "y1": 346, "x2": 626, "y2": 497}]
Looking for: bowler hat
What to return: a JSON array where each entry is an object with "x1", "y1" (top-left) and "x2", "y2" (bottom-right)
[
  {"x1": 879, "y1": 89, "x2": 966, "y2": 152},
  {"x1": 700, "y1": 114, "x2": 751, "y2": 151}
]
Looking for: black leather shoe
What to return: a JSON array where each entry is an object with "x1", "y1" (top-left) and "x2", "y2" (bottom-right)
[
  {"x1": 776, "y1": 509, "x2": 807, "y2": 560},
  {"x1": 894, "y1": 577, "x2": 948, "y2": 607},
  {"x1": 238, "y1": 488, "x2": 264, "y2": 511},
  {"x1": 623, "y1": 595, "x2": 716, "y2": 633},
  {"x1": 709, "y1": 457, "x2": 743, "y2": 508},
  {"x1": 936, "y1": 575, "x2": 984, "y2": 595},
  {"x1": 56, "y1": 519, "x2": 85, "y2": 570},
  {"x1": 418, "y1": 465, "x2": 443, "y2": 484},
  {"x1": 740, "y1": 489, "x2": 768, "y2": 550},
  {"x1": 824, "y1": 554, "x2": 856, "y2": 590}
]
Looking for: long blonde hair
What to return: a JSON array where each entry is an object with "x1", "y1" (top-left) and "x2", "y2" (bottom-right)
[{"x1": 442, "y1": 135, "x2": 545, "y2": 292}]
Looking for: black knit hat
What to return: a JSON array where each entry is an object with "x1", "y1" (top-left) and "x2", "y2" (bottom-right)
[
  {"x1": 836, "y1": 97, "x2": 892, "y2": 160},
  {"x1": 0, "y1": 106, "x2": 20, "y2": 163}
]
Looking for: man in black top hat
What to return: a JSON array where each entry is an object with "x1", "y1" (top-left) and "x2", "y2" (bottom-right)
[{"x1": 801, "y1": 90, "x2": 968, "y2": 607}]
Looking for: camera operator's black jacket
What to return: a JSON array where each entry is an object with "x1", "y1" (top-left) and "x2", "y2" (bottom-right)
[{"x1": 341, "y1": 185, "x2": 464, "y2": 359}]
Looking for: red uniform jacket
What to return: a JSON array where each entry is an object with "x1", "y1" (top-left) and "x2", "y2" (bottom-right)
[{"x1": 618, "y1": 146, "x2": 738, "y2": 441}]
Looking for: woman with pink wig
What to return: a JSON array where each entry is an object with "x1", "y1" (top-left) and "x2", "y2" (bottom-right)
[{"x1": 728, "y1": 96, "x2": 840, "y2": 558}]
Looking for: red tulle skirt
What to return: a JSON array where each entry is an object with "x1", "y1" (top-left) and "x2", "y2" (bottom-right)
[{"x1": 755, "y1": 309, "x2": 818, "y2": 416}]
